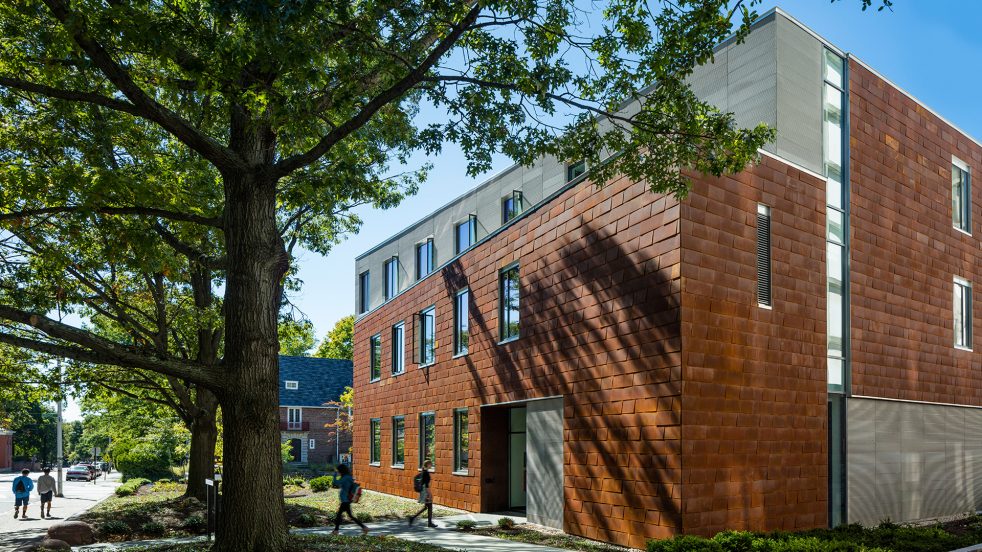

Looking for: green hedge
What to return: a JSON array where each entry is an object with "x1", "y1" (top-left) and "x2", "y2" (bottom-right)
[
  {"x1": 115, "y1": 478, "x2": 151, "y2": 497},
  {"x1": 309, "y1": 475, "x2": 335, "y2": 493}
]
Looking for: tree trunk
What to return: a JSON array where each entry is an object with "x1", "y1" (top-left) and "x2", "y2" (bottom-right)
[
  {"x1": 185, "y1": 388, "x2": 218, "y2": 501},
  {"x1": 213, "y1": 168, "x2": 289, "y2": 551}
]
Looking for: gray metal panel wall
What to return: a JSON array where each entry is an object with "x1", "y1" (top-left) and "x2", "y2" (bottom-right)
[
  {"x1": 526, "y1": 398, "x2": 564, "y2": 529},
  {"x1": 847, "y1": 397, "x2": 982, "y2": 525},
  {"x1": 774, "y1": 13, "x2": 823, "y2": 174}
]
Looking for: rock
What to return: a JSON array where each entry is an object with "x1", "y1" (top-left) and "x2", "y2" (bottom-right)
[
  {"x1": 46, "y1": 521, "x2": 95, "y2": 546},
  {"x1": 39, "y1": 538, "x2": 71, "y2": 551}
]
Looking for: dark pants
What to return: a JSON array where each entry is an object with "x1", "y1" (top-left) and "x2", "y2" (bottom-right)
[{"x1": 334, "y1": 502, "x2": 366, "y2": 531}]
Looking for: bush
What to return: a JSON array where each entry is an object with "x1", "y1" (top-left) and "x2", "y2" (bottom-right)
[
  {"x1": 114, "y1": 441, "x2": 174, "y2": 481},
  {"x1": 283, "y1": 475, "x2": 306, "y2": 487},
  {"x1": 99, "y1": 520, "x2": 131, "y2": 536},
  {"x1": 712, "y1": 531, "x2": 754, "y2": 552},
  {"x1": 497, "y1": 517, "x2": 516, "y2": 529},
  {"x1": 292, "y1": 513, "x2": 318, "y2": 527},
  {"x1": 310, "y1": 475, "x2": 335, "y2": 492},
  {"x1": 140, "y1": 521, "x2": 167, "y2": 536},
  {"x1": 456, "y1": 520, "x2": 477, "y2": 531},
  {"x1": 115, "y1": 478, "x2": 151, "y2": 497},
  {"x1": 182, "y1": 515, "x2": 207, "y2": 533},
  {"x1": 647, "y1": 536, "x2": 722, "y2": 552}
]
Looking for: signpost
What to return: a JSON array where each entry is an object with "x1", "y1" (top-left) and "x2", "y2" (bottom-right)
[{"x1": 205, "y1": 474, "x2": 223, "y2": 542}]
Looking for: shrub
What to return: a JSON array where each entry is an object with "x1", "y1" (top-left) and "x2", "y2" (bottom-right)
[
  {"x1": 647, "y1": 536, "x2": 722, "y2": 552},
  {"x1": 283, "y1": 475, "x2": 306, "y2": 487},
  {"x1": 712, "y1": 531, "x2": 754, "y2": 552},
  {"x1": 309, "y1": 475, "x2": 335, "y2": 492},
  {"x1": 140, "y1": 521, "x2": 167, "y2": 536},
  {"x1": 293, "y1": 513, "x2": 318, "y2": 527},
  {"x1": 497, "y1": 517, "x2": 516, "y2": 529},
  {"x1": 115, "y1": 478, "x2": 151, "y2": 497},
  {"x1": 356, "y1": 512, "x2": 374, "y2": 523},
  {"x1": 456, "y1": 520, "x2": 477, "y2": 531},
  {"x1": 182, "y1": 515, "x2": 207, "y2": 533},
  {"x1": 99, "y1": 520, "x2": 131, "y2": 536}
]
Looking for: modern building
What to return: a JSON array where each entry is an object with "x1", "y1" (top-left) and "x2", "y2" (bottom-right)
[
  {"x1": 0, "y1": 429, "x2": 11, "y2": 472},
  {"x1": 278, "y1": 356, "x2": 353, "y2": 466},
  {"x1": 352, "y1": 8, "x2": 982, "y2": 549}
]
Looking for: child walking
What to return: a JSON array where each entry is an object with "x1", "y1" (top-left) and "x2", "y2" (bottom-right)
[{"x1": 331, "y1": 464, "x2": 368, "y2": 535}]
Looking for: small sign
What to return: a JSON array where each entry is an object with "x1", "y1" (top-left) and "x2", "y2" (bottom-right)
[
  {"x1": 205, "y1": 479, "x2": 214, "y2": 486},
  {"x1": 214, "y1": 474, "x2": 222, "y2": 481}
]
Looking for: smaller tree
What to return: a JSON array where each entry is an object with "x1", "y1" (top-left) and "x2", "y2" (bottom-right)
[
  {"x1": 314, "y1": 316, "x2": 354, "y2": 360},
  {"x1": 324, "y1": 386, "x2": 354, "y2": 457},
  {"x1": 278, "y1": 316, "x2": 317, "y2": 357}
]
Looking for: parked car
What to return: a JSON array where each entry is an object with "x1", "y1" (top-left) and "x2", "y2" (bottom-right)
[{"x1": 66, "y1": 464, "x2": 94, "y2": 481}]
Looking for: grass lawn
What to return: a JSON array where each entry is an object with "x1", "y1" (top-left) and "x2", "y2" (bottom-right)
[
  {"x1": 284, "y1": 489, "x2": 458, "y2": 528},
  {"x1": 472, "y1": 525, "x2": 627, "y2": 552},
  {"x1": 118, "y1": 534, "x2": 454, "y2": 551}
]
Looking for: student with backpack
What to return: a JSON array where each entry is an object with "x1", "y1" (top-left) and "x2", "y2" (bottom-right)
[
  {"x1": 12, "y1": 469, "x2": 34, "y2": 519},
  {"x1": 408, "y1": 460, "x2": 436, "y2": 528},
  {"x1": 331, "y1": 464, "x2": 368, "y2": 535}
]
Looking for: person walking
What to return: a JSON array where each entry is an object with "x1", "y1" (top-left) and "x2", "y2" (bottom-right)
[
  {"x1": 331, "y1": 464, "x2": 368, "y2": 535},
  {"x1": 12, "y1": 469, "x2": 34, "y2": 519},
  {"x1": 408, "y1": 460, "x2": 437, "y2": 528},
  {"x1": 37, "y1": 467, "x2": 56, "y2": 518}
]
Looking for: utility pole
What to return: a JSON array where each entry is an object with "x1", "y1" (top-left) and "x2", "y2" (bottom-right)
[{"x1": 56, "y1": 358, "x2": 64, "y2": 497}]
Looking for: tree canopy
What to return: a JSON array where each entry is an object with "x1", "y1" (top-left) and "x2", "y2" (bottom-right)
[{"x1": 314, "y1": 315, "x2": 354, "y2": 360}]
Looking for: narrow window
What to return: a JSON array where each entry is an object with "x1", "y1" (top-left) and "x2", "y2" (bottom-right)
[
  {"x1": 502, "y1": 191, "x2": 523, "y2": 224},
  {"x1": 955, "y1": 277, "x2": 973, "y2": 350},
  {"x1": 453, "y1": 409, "x2": 469, "y2": 473},
  {"x1": 391, "y1": 322, "x2": 405, "y2": 375},
  {"x1": 419, "y1": 307, "x2": 436, "y2": 366},
  {"x1": 953, "y1": 158, "x2": 971, "y2": 233},
  {"x1": 369, "y1": 334, "x2": 382, "y2": 381},
  {"x1": 756, "y1": 204, "x2": 772, "y2": 307},
  {"x1": 287, "y1": 407, "x2": 302, "y2": 430},
  {"x1": 566, "y1": 159, "x2": 586, "y2": 182},
  {"x1": 454, "y1": 289, "x2": 470, "y2": 356},
  {"x1": 384, "y1": 257, "x2": 399, "y2": 300},
  {"x1": 284, "y1": 380, "x2": 298, "y2": 390},
  {"x1": 419, "y1": 412, "x2": 436, "y2": 469},
  {"x1": 370, "y1": 419, "x2": 381, "y2": 464},
  {"x1": 455, "y1": 215, "x2": 477, "y2": 254},
  {"x1": 392, "y1": 416, "x2": 405, "y2": 467},
  {"x1": 499, "y1": 264, "x2": 520, "y2": 341},
  {"x1": 309, "y1": 439, "x2": 316, "y2": 450},
  {"x1": 358, "y1": 271, "x2": 370, "y2": 313},
  {"x1": 416, "y1": 239, "x2": 434, "y2": 280}
]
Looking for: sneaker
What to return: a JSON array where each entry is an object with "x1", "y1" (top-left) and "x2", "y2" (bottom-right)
[{"x1": 427, "y1": 523, "x2": 438, "y2": 528}]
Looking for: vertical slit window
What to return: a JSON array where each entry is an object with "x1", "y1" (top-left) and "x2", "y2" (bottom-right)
[
  {"x1": 953, "y1": 159, "x2": 971, "y2": 233},
  {"x1": 499, "y1": 264, "x2": 521, "y2": 341},
  {"x1": 391, "y1": 322, "x2": 405, "y2": 375},
  {"x1": 384, "y1": 257, "x2": 399, "y2": 300},
  {"x1": 358, "y1": 271, "x2": 370, "y2": 314},
  {"x1": 370, "y1": 419, "x2": 381, "y2": 464},
  {"x1": 955, "y1": 277, "x2": 973, "y2": 350},
  {"x1": 369, "y1": 334, "x2": 381, "y2": 381},
  {"x1": 454, "y1": 289, "x2": 470, "y2": 355},
  {"x1": 419, "y1": 412, "x2": 436, "y2": 469},
  {"x1": 453, "y1": 409, "x2": 469, "y2": 473},
  {"x1": 419, "y1": 307, "x2": 435, "y2": 366},
  {"x1": 392, "y1": 416, "x2": 405, "y2": 467},
  {"x1": 756, "y1": 204, "x2": 772, "y2": 307}
]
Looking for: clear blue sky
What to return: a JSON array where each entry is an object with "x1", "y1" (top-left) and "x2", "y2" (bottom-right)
[{"x1": 294, "y1": 0, "x2": 982, "y2": 341}]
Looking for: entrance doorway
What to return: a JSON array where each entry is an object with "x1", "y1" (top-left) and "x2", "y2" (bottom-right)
[{"x1": 287, "y1": 438, "x2": 301, "y2": 463}]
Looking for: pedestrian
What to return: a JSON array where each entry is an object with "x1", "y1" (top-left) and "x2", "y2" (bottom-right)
[
  {"x1": 12, "y1": 468, "x2": 34, "y2": 519},
  {"x1": 37, "y1": 467, "x2": 56, "y2": 518},
  {"x1": 408, "y1": 460, "x2": 437, "y2": 527},
  {"x1": 330, "y1": 464, "x2": 368, "y2": 535}
]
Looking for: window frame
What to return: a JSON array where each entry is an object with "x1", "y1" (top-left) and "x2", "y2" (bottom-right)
[
  {"x1": 454, "y1": 215, "x2": 477, "y2": 255},
  {"x1": 566, "y1": 159, "x2": 587, "y2": 182},
  {"x1": 391, "y1": 415, "x2": 406, "y2": 468},
  {"x1": 415, "y1": 238, "x2": 435, "y2": 280},
  {"x1": 369, "y1": 333, "x2": 382, "y2": 382},
  {"x1": 501, "y1": 191, "x2": 524, "y2": 224},
  {"x1": 284, "y1": 380, "x2": 298, "y2": 390},
  {"x1": 391, "y1": 322, "x2": 406, "y2": 375},
  {"x1": 953, "y1": 157, "x2": 972, "y2": 235},
  {"x1": 955, "y1": 276, "x2": 973, "y2": 350},
  {"x1": 454, "y1": 288, "x2": 470, "y2": 356},
  {"x1": 308, "y1": 439, "x2": 316, "y2": 450},
  {"x1": 287, "y1": 407, "x2": 302, "y2": 430},
  {"x1": 453, "y1": 408, "x2": 469, "y2": 474},
  {"x1": 384, "y1": 256, "x2": 399, "y2": 300},
  {"x1": 358, "y1": 270, "x2": 371, "y2": 314},
  {"x1": 418, "y1": 412, "x2": 436, "y2": 470},
  {"x1": 418, "y1": 306, "x2": 436, "y2": 366},
  {"x1": 369, "y1": 418, "x2": 381, "y2": 465},
  {"x1": 498, "y1": 263, "x2": 521, "y2": 343}
]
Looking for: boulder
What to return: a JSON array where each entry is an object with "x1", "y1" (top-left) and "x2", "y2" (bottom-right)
[
  {"x1": 46, "y1": 521, "x2": 95, "y2": 546},
  {"x1": 38, "y1": 538, "x2": 71, "y2": 551}
]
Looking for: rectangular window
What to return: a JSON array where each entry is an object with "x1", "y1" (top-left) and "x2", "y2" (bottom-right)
[
  {"x1": 287, "y1": 407, "x2": 302, "y2": 430},
  {"x1": 953, "y1": 158, "x2": 971, "y2": 234},
  {"x1": 369, "y1": 334, "x2": 382, "y2": 381},
  {"x1": 499, "y1": 264, "x2": 520, "y2": 341},
  {"x1": 358, "y1": 271, "x2": 371, "y2": 313},
  {"x1": 455, "y1": 215, "x2": 477, "y2": 254},
  {"x1": 454, "y1": 289, "x2": 470, "y2": 356},
  {"x1": 284, "y1": 380, "x2": 298, "y2": 390},
  {"x1": 384, "y1": 257, "x2": 399, "y2": 300},
  {"x1": 419, "y1": 306, "x2": 436, "y2": 366},
  {"x1": 453, "y1": 409, "x2": 469, "y2": 473},
  {"x1": 501, "y1": 191, "x2": 523, "y2": 224},
  {"x1": 309, "y1": 439, "x2": 316, "y2": 450},
  {"x1": 392, "y1": 416, "x2": 405, "y2": 467},
  {"x1": 416, "y1": 239, "x2": 434, "y2": 280},
  {"x1": 419, "y1": 412, "x2": 436, "y2": 469},
  {"x1": 955, "y1": 277, "x2": 973, "y2": 350},
  {"x1": 756, "y1": 204, "x2": 772, "y2": 307},
  {"x1": 566, "y1": 159, "x2": 586, "y2": 182},
  {"x1": 391, "y1": 322, "x2": 405, "y2": 375},
  {"x1": 370, "y1": 419, "x2": 381, "y2": 464}
]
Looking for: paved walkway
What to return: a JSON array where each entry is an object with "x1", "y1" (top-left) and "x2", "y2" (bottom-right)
[
  {"x1": 0, "y1": 471, "x2": 121, "y2": 552},
  {"x1": 77, "y1": 513, "x2": 571, "y2": 552}
]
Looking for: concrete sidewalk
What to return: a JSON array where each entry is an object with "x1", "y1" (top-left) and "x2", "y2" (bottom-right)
[{"x1": 77, "y1": 513, "x2": 571, "y2": 552}]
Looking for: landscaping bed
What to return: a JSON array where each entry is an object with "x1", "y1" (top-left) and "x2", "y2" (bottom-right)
[
  {"x1": 470, "y1": 519, "x2": 629, "y2": 552},
  {"x1": 118, "y1": 534, "x2": 453, "y2": 551}
]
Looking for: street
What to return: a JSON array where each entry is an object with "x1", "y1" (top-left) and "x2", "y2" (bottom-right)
[{"x1": 0, "y1": 470, "x2": 121, "y2": 551}]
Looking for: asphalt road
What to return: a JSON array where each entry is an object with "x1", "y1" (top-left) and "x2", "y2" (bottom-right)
[{"x1": 0, "y1": 470, "x2": 120, "y2": 551}]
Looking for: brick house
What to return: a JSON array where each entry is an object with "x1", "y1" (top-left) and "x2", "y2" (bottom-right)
[
  {"x1": 279, "y1": 356, "x2": 352, "y2": 466},
  {"x1": 352, "y1": 8, "x2": 982, "y2": 549},
  {"x1": 0, "y1": 429, "x2": 11, "y2": 472}
]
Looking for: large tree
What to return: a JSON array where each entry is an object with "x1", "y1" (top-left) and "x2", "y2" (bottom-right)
[
  {"x1": 0, "y1": 1, "x2": 792, "y2": 549},
  {"x1": 314, "y1": 315, "x2": 354, "y2": 360}
]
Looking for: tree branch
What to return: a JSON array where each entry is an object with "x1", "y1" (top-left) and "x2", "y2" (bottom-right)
[
  {"x1": 0, "y1": 76, "x2": 143, "y2": 117},
  {"x1": 152, "y1": 223, "x2": 226, "y2": 270},
  {"x1": 0, "y1": 205, "x2": 223, "y2": 228}
]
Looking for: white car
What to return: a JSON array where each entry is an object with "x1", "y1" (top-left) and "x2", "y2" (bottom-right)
[{"x1": 66, "y1": 464, "x2": 94, "y2": 481}]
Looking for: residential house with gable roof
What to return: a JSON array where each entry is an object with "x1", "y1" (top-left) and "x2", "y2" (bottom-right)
[{"x1": 279, "y1": 356, "x2": 353, "y2": 466}]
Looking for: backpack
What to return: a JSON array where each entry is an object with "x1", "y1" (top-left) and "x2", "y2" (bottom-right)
[
  {"x1": 413, "y1": 473, "x2": 425, "y2": 492},
  {"x1": 15, "y1": 478, "x2": 25, "y2": 493},
  {"x1": 349, "y1": 483, "x2": 362, "y2": 503}
]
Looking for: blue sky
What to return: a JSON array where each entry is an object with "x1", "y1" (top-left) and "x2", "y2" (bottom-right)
[{"x1": 293, "y1": 0, "x2": 982, "y2": 343}]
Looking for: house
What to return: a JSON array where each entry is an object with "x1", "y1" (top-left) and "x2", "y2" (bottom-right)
[
  {"x1": 352, "y1": 7, "x2": 982, "y2": 550},
  {"x1": 0, "y1": 429, "x2": 11, "y2": 472},
  {"x1": 279, "y1": 356, "x2": 352, "y2": 466}
]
